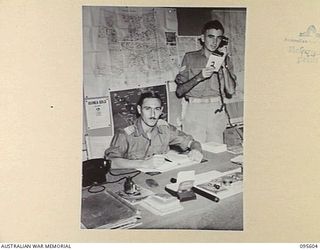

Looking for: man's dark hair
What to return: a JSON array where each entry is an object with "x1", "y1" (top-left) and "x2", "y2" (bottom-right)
[
  {"x1": 137, "y1": 91, "x2": 163, "y2": 107},
  {"x1": 201, "y1": 20, "x2": 224, "y2": 34}
]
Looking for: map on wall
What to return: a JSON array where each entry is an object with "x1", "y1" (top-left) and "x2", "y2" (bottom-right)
[
  {"x1": 83, "y1": 7, "x2": 246, "y2": 131},
  {"x1": 109, "y1": 84, "x2": 168, "y2": 133},
  {"x1": 84, "y1": 7, "x2": 181, "y2": 90}
]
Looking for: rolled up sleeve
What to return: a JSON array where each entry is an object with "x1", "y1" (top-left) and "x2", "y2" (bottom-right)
[
  {"x1": 175, "y1": 55, "x2": 189, "y2": 86},
  {"x1": 104, "y1": 130, "x2": 128, "y2": 159},
  {"x1": 168, "y1": 124, "x2": 193, "y2": 151}
]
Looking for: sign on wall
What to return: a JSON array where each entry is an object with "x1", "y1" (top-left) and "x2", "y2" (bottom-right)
[{"x1": 85, "y1": 96, "x2": 111, "y2": 130}]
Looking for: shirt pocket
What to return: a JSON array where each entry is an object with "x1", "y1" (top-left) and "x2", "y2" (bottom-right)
[
  {"x1": 127, "y1": 138, "x2": 148, "y2": 160},
  {"x1": 152, "y1": 133, "x2": 170, "y2": 154}
]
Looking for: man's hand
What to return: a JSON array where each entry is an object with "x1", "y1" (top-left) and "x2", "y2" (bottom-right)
[
  {"x1": 201, "y1": 66, "x2": 215, "y2": 79},
  {"x1": 218, "y1": 45, "x2": 228, "y2": 56},
  {"x1": 188, "y1": 149, "x2": 203, "y2": 163},
  {"x1": 142, "y1": 155, "x2": 165, "y2": 168}
]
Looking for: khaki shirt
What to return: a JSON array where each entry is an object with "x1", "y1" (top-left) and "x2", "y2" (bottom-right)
[
  {"x1": 175, "y1": 48, "x2": 235, "y2": 98},
  {"x1": 105, "y1": 118, "x2": 194, "y2": 160}
]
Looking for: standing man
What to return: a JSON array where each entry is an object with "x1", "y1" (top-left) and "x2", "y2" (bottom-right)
[
  {"x1": 105, "y1": 92, "x2": 203, "y2": 169},
  {"x1": 175, "y1": 20, "x2": 237, "y2": 143}
]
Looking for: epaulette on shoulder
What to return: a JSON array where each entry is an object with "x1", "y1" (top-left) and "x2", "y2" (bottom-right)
[
  {"x1": 157, "y1": 119, "x2": 169, "y2": 127},
  {"x1": 123, "y1": 125, "x2": 135, "y2": 135}
]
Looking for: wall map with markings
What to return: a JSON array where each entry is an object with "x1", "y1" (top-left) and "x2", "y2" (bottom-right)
[{"x1": 109, "y1": 84, "x2": 168, "y2": 133}]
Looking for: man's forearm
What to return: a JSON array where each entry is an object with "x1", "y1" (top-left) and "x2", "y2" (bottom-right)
[
  {"x1": 223, "y1": 66, "x2": 236, "y2": 96},
  {"x1": 175, "y1": 72, "x2": 204, "y2": 97},
  {"x1": 110, "y1": 158, "x2": 146, "y2": 169}
]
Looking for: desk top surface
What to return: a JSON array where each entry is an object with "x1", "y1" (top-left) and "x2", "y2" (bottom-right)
[{"x1": 82, "y1": 151, "x2": 243, "y2": 230}]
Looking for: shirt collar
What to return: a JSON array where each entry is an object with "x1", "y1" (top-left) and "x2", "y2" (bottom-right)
[
  {"x1": 134, "y1": 117, "x2": 162, "y2": 138},
  {"x1": 200, "y1": 47, "x2": 206, "y2": 56}
]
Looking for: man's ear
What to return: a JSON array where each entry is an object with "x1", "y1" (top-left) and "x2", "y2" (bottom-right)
[
  {"x1": 137, "y1": 105, "x2": 141, "y2": 115},
  {"x1": 200, "y1": 34, "x2": 204, "y2": 43}
]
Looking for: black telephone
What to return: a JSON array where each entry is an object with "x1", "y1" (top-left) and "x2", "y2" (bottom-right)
[
  {"x1": 213, "y1": 36, "x2": 229, "y2": 56},
  {"x1": 82, "y1": 158, "x2": 111, "y2": 187}
]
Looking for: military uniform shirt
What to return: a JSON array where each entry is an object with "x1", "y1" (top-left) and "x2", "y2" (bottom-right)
[
  {"x1": 105, "y1": 118, "x2": 193, "y2": 160},
  {"x1": 175, "y1": 48, "x2": 235, "y2": 98}
]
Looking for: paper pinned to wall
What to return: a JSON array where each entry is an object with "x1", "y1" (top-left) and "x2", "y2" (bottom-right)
[
  {"x1": 85, "y1": 97, "x2": 111, "y2": 130},
  {"x1": 164, "y1": 8, "x2": 178, "y2": 31}
]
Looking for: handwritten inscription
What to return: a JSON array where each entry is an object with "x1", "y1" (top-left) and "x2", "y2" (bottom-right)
[
  {"x1": 284, "y1": 25, "x2": 320, "y2": 64},
  {"x1": 287, "y1": 45, "x2": 320, "y2": 64}
]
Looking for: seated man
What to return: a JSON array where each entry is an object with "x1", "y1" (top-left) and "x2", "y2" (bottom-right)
[{"x1": 105, "y1": 91, "x2": 203, "y2": 169}]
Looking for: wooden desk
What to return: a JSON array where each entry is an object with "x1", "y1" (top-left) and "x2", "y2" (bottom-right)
[{"x1": 82, "y1": 151, "x2": 243, "y2": 230}]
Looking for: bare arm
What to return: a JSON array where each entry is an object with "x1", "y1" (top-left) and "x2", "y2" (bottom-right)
[
  {"x1": 175, "y1": 53, "x2": 217, "y2": 97},
  {"x1": 175, "y1": 72, "x2": 205, "y2": 98},
  {"x1": 110, "y1": 158, "x2": 146, "y2": 169},
  {"x1": 111, "y1": 156, "x2": 165, "y2": 169},
  {"x1": 222, "y1": 55, "x2": 237, "y2": 97}
]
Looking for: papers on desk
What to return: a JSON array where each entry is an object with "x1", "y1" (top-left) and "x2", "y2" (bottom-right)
[
  {"x1": 81, "y1": 190, "x2": 142, "y2": 229},
  {"x1": 139, "y1": 193, "x2": 183, "y2": 216},
  {"x1": 193, "y1": 167, "x2": 243, "y2": 200},
  {"x1": 137, "y1": 150, "x2": 197, "y2": 173},
  {"x1": 201, "y1": 141, "x2": 227, "y2": 153},
  {"x1": 230, "y1": 154, "x2": 243, "y2": 165},
  {"x1": 166, "y1": 168, "x2": 243, "y2": 201},
  {"x1": 227, "y1": 145, "x2": 243, "y2": 155}
]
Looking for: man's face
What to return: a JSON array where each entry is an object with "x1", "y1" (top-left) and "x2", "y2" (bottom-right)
[
  {"x1": 137, "y1": 97, "x2": 163, "y2": 128},
  {"x1": 201, "y1": 28, "x2": 224, "y2": 53}
]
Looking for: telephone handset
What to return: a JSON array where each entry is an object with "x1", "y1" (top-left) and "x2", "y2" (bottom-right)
[{"x1": 215, "y1": 36, "x2": 229, "y2": 53}]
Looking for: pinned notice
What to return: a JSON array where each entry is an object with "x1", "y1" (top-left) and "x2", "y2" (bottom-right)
[{"x1": 85, "y1": 97, "x2": 111, "y2": 130}]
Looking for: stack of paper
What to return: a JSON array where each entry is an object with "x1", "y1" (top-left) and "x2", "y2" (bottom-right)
[
  {"x1": 139, "y1": 193, "x2": 183, "y2": 216},
  {"x1": 81, "y1": 190, "x2": 142, "y2": 229},
  {"x1": 227, "y1": 145, "x2": 243, "y2": 154},
  {"x1": 230, "y1": 154, "x2": 243, "y2": 165},
  {"x1": 201, "y1": 141, "x2": 227, "y2": 153}
]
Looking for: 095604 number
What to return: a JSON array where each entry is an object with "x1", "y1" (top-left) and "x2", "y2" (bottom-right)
[{"x1": 300, "y1": 244, "x2": 318, "y2": 248}]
